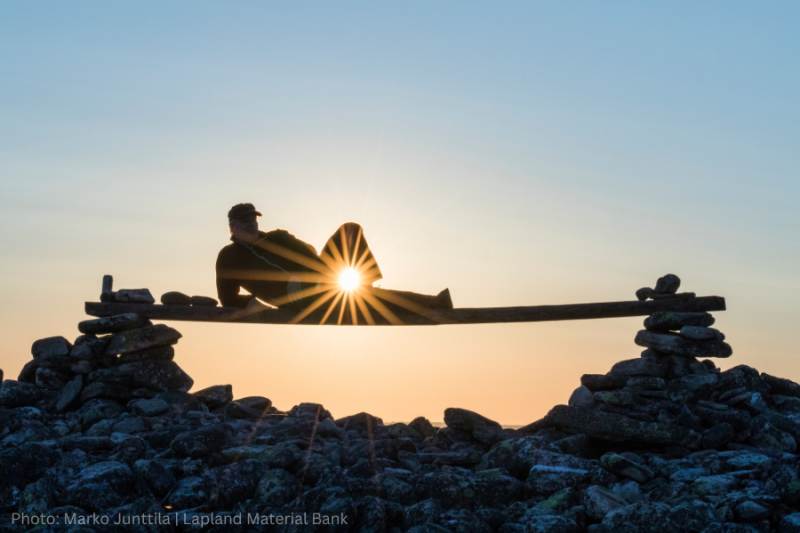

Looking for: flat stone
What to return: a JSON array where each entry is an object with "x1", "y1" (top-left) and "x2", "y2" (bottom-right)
[
  {"x1": 680, "y1": 326, "x2": 724, "y2": 341},
  {"x1": 581, "y1": 374, "x2": 629, "y2": 392},
  {"x1": 626, "y1": 377, "x2": 665, "y2": 390},
  {"x1": 654, "y1": 274, "x2": 681, "y2": 294},
  {"x1": 690, "y1": 474, "x2": 738, "y2": 496},
  {"x1": 79, "y1": 382, "x2": 132, "y2": 403},
  {"x1": 105, "y1": 324, "x2": 182, "y2": 355},
  {"x1": 238, "y1": 396, "x2": 273, "y2": 411},
  {"x1": 31, "y1": 336, "x2": 72, "y2": 358},
  {"x1": 128, "y1": 397, "x2": 170, "y2": 416},
  {"x1": 193, "y1": 384, "x2": 233, "y2": 410},
  {"x1": 78, "y1": 314, "x2": 152, "y2": 335},
  {"x1": 594, "y1": 390, "x2": 637, "y2": 407},
  {"x1": 70, "y1": 360, "x2": 92, "y2": 374},
  {"x1": 584, "y1": 485, "x2": 629, "y2": 521},
  {"x1": 600, "y1": 453, "x2": 654, "y2": 483},
  {"x1": 191, "y1": 295, "x2": 218, "y2": 307},
  {"x1": 161, "y1": 291, "x2": 192, "y2": 305},
  {"x1": 114, "y1": 289, "x2": 155, "y2": 304},
  {"x1": 568, "y1": 385, "x2": 595, "y2": 408},
  {"x1": 55, "y1": 375, "x2": 83, "y2": 412},
  {"x1": 544, "y1": 405, "x2": 701, "y2": 448},
  {"x1": 525, "y1": 465, "x2": 589, "y2": 496},
  {"x1": 118, "y1": 345, "x2": 175, "y2": 364},
  {"x1": 609, "y1": 357, "x2": 668, "y2": 378},
  {"x1": 635, "y1": 330, "x2": 732, "y2": 358},
  {"x1": 170, "y1": 424, "x2": 232, "y2": 458},
  {"x1": 444, "y1": 407, "x2": 502, "y2": 431},
  {"x1": 644, "y1": 311, "x2": 715, "y2": 332}
]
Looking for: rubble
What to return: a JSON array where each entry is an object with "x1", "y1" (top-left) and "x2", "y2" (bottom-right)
[{"x1": 2, "y1": 275, "x2": 800, "y2": 532}]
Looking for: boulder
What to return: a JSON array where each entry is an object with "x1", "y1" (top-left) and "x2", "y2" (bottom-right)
[
  {"x1": 194, "y1": 384, "x2": 234, "y2": 409},
  {"x1": 35, "y1": 367, "x2": 70, "y2": 390},
  {"x1": 204, "y1": 458, "x2": 268, "y2": 508},
  {"x1": 762, "y1": 373, "x2": 800, "y2": 399},
  {"x1": 31, "y1": 336, "x2": 72, "y2": 358},
  {"x1": 170, "y1": 424, "x2": 232, "y2": 458},
  {"x1": 105, "y1": 324, "x2": 182, "y2": 355},
  {"x1": 0, "y1": 381, "x2": 49, "y2": 408},
  {"x1": 568, "y1": 385, "x2": 595, "y2": 408},
  {"x1": 62, "y1": 461, "x2": 137, "y2": 512},
  {"x1": 583, "y1": 485, "x2": 629, "y2": 521},
  {"x1": 653, "y1": 274, "x2": 681, "y2": 295},
  {"x1": 444, "y1": 407, "x2": 502, "y2": 431},
  {"x1": 55, "y1": 375, "x2": 84, "y2": 412},
  {"x1": 118, "y1": 345, "x2": 175, "y2": 364}
]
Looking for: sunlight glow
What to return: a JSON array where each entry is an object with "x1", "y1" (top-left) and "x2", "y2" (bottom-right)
[{"x1": 339, "y1": 268, "x2": 360, "y2": 291}]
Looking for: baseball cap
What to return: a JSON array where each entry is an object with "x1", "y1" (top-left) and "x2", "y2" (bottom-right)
[{"x1": 228, "y1": 203, "x2": 262, "y2": 220}]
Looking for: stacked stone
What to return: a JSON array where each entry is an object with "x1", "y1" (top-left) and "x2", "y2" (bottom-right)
[{"x1": 1, "y1": 313, "x2": 192, "y2": 416}]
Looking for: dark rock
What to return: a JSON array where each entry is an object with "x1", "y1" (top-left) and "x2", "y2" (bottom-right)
[
  {"x1": 653, "y1": 274, "x2": 681, "y2": 295},
  {"x1": 161, "y1": 291, "x2": 192, "y2": 305},
  {"x1": 105, "y1": 324, "x2": 182, "y2": 355},
  {"x1": 78, "y1": 313, "x2": 152, "y2": 335},
  {"x1": 114, "y1": 288, "x2": 155, "y2": 304},
  {"x1": 415, "y1": 468, "x2": 522, "y2": 510},
  {"x1": 525, "y1": 465, "x2": 589, "y2": 496},
  {"x1": 171, "y1": 424, "x2": 231, "y2": 458},
  {"x1": 204, "y1": 458, "x2": 267, "y2": 508},
  {"x1": 89, "y1": 360, "x2": 193, "y2": 392},
  {"x1": 194, "y1": 384, "x2": 233, "y2": 410},
  {"x1": 254, "y1": 468, "x2": 302, "y2": 507},
  {"x1": 336, "y1": 412, "x2": 383, "y2": 434},
  {"x1": 584, "y1": 485, "x2": 629, "y2": 521},
  {"x1": 18, "y1": 359, "x2": 39, "y2": 383},
  {"x1": 223, "y1": 401, "x2": 267, "y2": 420},
  {"x1": 734, "y1": 500, "x2": 771, "y2": 522},
  {"x1": 444, "y1": 407, "x2": 502, "y2": 432},
  {"x1": 581, "y1": 374, "x2": 629, "y2": 392},
  {"x1": 62, "y1": 460, "x2": 137, "y2": 512},
  {"x1": 118, "y1": 345, "x2": 175, "y2": 364},
  {"x1": 18, "y1": 478, "x2": 55, "y2": 516},
  {"x1": 635, "y1": 330, "x2": 732, "y2": 358},
  {"x1": 166, "y1": 476, "x2": 208, "y2": 510},
  {"x1": 568, "y1": 385, "x2": 595, "y2": 408},
  {"x1": 70, "y1": 360, "x2": 93, "y2": 374},
  {"x1": 609, "y1": 356, "x2": 669, "y2": 378},
  {"x1": 409, "y1": 416, "x2": 436, "y2": 438},
  {"x1": 31, "y1": 336, "x2": 72, "y2": 358},
  {"x1": 762, "y1": 373, "x2": 800, "y2": 399},
  {"x1": 237, "y1": 395, "x2": 273, "y2": 411},
  {"x1": 781, "y1": 514, "x2": 800, "y2": 533},
  {"x1": 128, "y1": 397, "x2": 170, "y2": 416},
  {"x1": 545, "y1": 405, "x2": 701, "y2": 448},
  {"x1": 55, "y1": 375, "x2": 83, "y2": 412},
  {"x1": 595, "y1": 500, "x2": 715, "y2": 533},
  {"x1": 289, "y1": 401, "x2": 332, "y2": 420},
  {"x1": 600, "y1": 453, "x2": 653, "y2": 483},
  {"x1": 191, "y1": 295, "x2": 218, "y2": 307},
  {"x1": 644, "y1": 311, "x2": 715, "y2": 331},
  {"x1": 35, "y1": 367, "x2": 70, "y2": 390},
  {"x1": 0, "y1": 380, "x2": 48, "y2": 408},
  {"x1": 635, "y1": 287, "x2": 653, "y2": 301},
  {"x1": 681, "y1": 326, "x2": 724, "y2": 341},
  {"x1": 79, "y1": 381, "x2": 132, "y2": 403},
  {"x1": 76, "y1": 398, "x2": 125, "y2": 428},
  {"x1": 133, "y1": 459, "x2": 176, "y2": 498},
  {"x1": 703, "y1": 423, "x2": 735, "y2": 449}
]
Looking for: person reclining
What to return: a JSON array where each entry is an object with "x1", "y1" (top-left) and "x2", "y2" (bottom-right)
[{"x1": 216, "y1": 203, "x2": 452, "y2": 322}]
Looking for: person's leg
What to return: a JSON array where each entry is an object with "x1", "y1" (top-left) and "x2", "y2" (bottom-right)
[{"x1": 319, "y1": 222, "x2": 383, "y2": 286}]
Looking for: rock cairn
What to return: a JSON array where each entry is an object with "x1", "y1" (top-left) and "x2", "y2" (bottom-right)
[{"x1": 2, "y1": 276, "x2": 800, "y2": 533}]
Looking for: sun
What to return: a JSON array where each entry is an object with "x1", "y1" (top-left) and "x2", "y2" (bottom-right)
[{"x1": 339, "y1": 268, "x2": 360, "y2": 291}]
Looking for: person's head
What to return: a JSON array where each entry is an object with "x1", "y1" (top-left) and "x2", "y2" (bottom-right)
[{"x1": 228, "y1": 203, "x2": 261, "y2": 243}]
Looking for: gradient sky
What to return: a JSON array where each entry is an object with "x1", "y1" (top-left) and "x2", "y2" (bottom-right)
[{"x1": 1, "y1": 3, "x2": 798, "y2": 425}]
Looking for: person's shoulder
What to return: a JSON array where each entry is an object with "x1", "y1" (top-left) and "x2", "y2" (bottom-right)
[{"x1": 262, "y1": 229, "x2": 318, "y2": 256}]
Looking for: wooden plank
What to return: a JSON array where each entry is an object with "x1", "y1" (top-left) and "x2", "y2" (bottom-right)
[{"x1": 85, "y1": 295, "x2": 726, "y2": 326}]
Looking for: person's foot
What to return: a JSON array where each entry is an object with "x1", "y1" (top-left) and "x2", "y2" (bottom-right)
[{"x1": 432, "y1": 288, "x2": 453, "y2": 310}]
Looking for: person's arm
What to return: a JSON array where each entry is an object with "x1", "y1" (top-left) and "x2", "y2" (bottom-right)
[{"x1": 215, "y1": 246, "x2": 253, "y2": 308}]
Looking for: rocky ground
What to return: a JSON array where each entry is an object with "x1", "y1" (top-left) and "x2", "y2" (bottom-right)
[{"x1": 3, "y1": 277, "x2": 800, "y2": 532}]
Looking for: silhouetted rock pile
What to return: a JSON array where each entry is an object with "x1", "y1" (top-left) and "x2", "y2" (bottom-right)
[{"x1": 3, "y1": 277, "x2": 800, "y2": 532}]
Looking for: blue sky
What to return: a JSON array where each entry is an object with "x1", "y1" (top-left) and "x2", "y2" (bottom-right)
[{"x1": 1, "y1": 3, "x2": 798, "y2": 423}]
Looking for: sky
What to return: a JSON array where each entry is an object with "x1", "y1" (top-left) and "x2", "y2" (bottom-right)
[{"x1": 1, "y1": 2, "x2": 798, "y2": 425}]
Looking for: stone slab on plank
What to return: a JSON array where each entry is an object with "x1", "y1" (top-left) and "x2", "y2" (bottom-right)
[
  {"x1": 114, "y1": 289, "x2": 155, "y2": 304},
  {"x1": 644, "y1": 312, "x2": 715, "y2": 332}
]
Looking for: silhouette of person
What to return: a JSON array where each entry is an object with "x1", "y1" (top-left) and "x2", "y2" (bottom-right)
[{"x1": 216, "y1": 203, "x2": 452, "y2": 321}]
